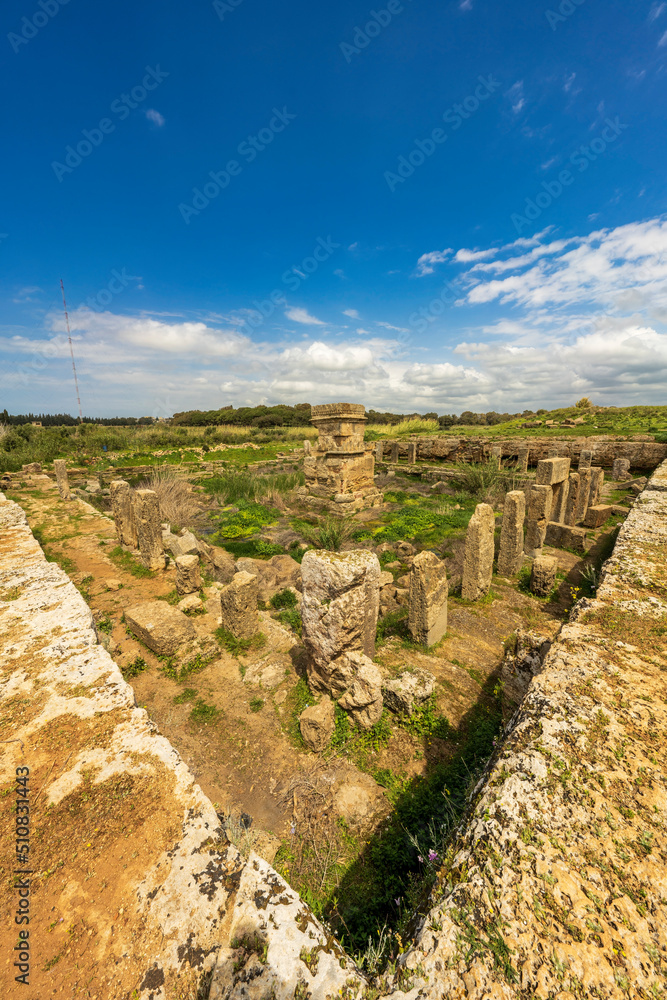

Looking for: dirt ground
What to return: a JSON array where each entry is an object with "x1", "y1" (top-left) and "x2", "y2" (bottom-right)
[{"x1": 4, "y1": 473, "x2": 627, "y2": 873}]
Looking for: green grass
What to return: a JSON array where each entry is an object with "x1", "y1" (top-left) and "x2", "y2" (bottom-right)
[
  {"x1": 294, "y1": 515, "x2": 356, "y2": 551},
  {"x1": 173, "y1": 687, "x2": 198, "y2": 704},
  {"x1": 109, "y1": 546, "x2": 155, "y2": 579},
  {"x1": 189, "y1": 699, "x2": 221, "y2": 724},
  {"x1": 397, "y1": 695, "x2": 454, "y2": 740},
  {"x1": 356, "y1": 492, "x2": 475, "y2": 547},
  {"x1": 220, "y1": 538, "x2": 285, "y2": 560},
  {"x1": 285, "y1": 676, "x2": 314, "y2": 748},
  {"x1": 249, "y1": 696, "x2": 264, "y2": 713},
  {"x1": 215, "y1": 627, "x2": 267, "y2": 656},
  {"x1": 159, "y1": 652, "x2": 215, "y2": 683},
  {"x1": 198, "y1": 468, "x2": 304, "y2": 502},
  {"x1": 210, "y1": 500, "x2": 279, "y2": 541},
  {"x1": 329, "y1": 706, "x2": 393, "y2": 769}
]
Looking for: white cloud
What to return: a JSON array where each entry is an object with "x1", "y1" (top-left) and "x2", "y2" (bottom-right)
[
  {"x1": 506, "y1": 81, "x2": 525, "y2": 115},
  {"x1": 145, "y1": 109, "x2": 165, "y2": 126},
  {"x1": 659, "y1": 29, "x2": 667, "y2": 45},
  {"x1": 415, "y1": 249, "x2": 453, "y2": 275},
  {"x1": 284, "y1": 307, "x2": 325, "y2": 325},
  {"x1": 343, "y1": 308, "x2": 360, "y2": 319},
  {"x1": 563, "y1": 72, "x2": 577, "y2": 94},
  {"x1": 649, "y1": 2, "x2": 666, "y2": 21},
  {"x1": 459, "y1": 0, "x2": 473, "y2": 9}
]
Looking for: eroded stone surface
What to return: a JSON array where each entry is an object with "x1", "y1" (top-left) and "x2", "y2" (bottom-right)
[
  {"x1": 408, "y1": 550, "x2": 448, "y2": 645},
  {"x1": 497, "y1": 490, "x2": 525, "y2": 576},
  {"x1": 461, "y1": 503, "x2": 495, "y2": 600},
  {"x1": 219, "y1": 571, "x2": 259, "y2": 639},
  {"x1": 125, "y1": 600, "x2": 196, "y2": 655}
]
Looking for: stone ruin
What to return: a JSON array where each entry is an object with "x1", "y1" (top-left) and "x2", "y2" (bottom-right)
[{"x1": 301, "y1": 403, "x2": 383, "y2": 513}]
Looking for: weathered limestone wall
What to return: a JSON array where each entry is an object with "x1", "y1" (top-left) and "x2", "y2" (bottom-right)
[
  {"x1": 383, "y1": 459, "x2": 667, "y2": 999},
  {"x1": 383, "y1": 435, "x2": 667, "y2": 470},
  {"x1": 0, "y1": 492, "x2": 360, "y2": 1000}
]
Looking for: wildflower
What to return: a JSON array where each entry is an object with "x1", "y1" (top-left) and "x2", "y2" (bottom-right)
[
  {"x1": 418, "y1": 855, "x2": 424, "y2": 863},
  {"x1": 395, "y1": 897, "x2": 401, "y2": 906},
  {"x1": 428, "y1": 850, "x2": 438, "y2": 862}
]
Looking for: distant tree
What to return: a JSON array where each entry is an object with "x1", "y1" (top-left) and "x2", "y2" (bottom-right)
[
  {"x1": 575, "y1": 397, "x2": 592, "y2": 409},
  {"x1": 422, "y1": 412, "x2": 438, "y2": 421},
  {"x1": 438, "y1": 414, "x2": 457, "y2": 428},
  {"x1": 536, "y1": 409, "x2": 548, "y2": 416}
]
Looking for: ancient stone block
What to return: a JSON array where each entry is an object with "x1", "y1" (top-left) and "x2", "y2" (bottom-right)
[
  {"x1": 125, "y1": 600, "x2": 196, "y2": 656},
  {"x1": 575, "y1": 468, "x2": 592, "y2": 524},
  {"x1": 535, "y1": 457, "x2": 570, "y2": 486},
  {"x1": 390, "y1": 443, "x2": 400, "y2": 463},
  {"x1": 177, "y1": 594, "x2": 203, "y2": 614},
  {"x1": 21, "y1": 462, "x2": 42, "y2": 474},
  {"x1": 578, "y1": 449, "x2": 592, "y2": 470},
  {"x1": 517, "y1": 448, "x2": 529, "y2": 473},
  {"x1": 219, "y1": 571, "x2": 259, "y2": 640},
  {"x1": 490, "y1": 445, "x2": 502, "y2": 468},
  {"x1": 530, "y1": 555, "x2": 558, "y2": 596},
  {"x1": 613, "y1": 458, "x2": 631, "y2": 481},
  {"x1": 304, "y1": 403, "x2": 382, "y2": 512},
  {"x1": 303, "y1": 439, "x2": 312, "y2": 455},
  {"x1": 375, "y1": 441, "x2": 384, "y2": 464},
  {"x1": 524, "y1": 485, "x2": 553, "y2": 556},
  {"x1": 383, "y1": 668, "x2": 435, "y2": 716},
  {"x1": 564, "y1": 473, "x2": 580, "y2": 526},
  {"x1": 550, "y1": 478, "x2": 569, "y2": 524},
  {"x1": 167, "y1": 530, "x2": 199, "y2": 558},
  {"x1": 497, "y1": 490, "x2": 525, "y2": 576},
  {"x1": 584, "y1": 504, "x2": 613, "y2": 529},
  {"x1": 408, "y1": 551, "x2": 448, "y2": 645},
  {"x1": 547, "y1": 448, "x2": 559, "y2": 459},
  {"x1": 335, "y1": 653, "x2": 383, "y2": 729},
  {"x1": 299, "y1": 697, "x2": 335, "y2": 752},
  {"x1": 301, "y1": 550, "x2": 380, "y2": 689},
  {"x1": 133, "y1": 489, "x2": 166, "y2": 570},
  {"x1": 176, "y1": 554, "x2": 201, "y2": 596},
  {"x1": 500, "y1": 630, "x2": 551, "y2": 719},
  {"x1": 461, "y1": 503, "x2": 495, "y2": 600},
  {"x1": 53, "y1": 460, "x2": 71, "y2": 500},
  {"x1": 588, "y1": 467, "x2": 604, "y2": 507},
  {"x1": 406, "y1": 443, "x2": 417, "y2": 465},
  {"x1": 110, "y1": 479, "x2": 137, "y2": 548}
]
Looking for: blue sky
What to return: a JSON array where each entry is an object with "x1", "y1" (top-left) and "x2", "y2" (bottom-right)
[{"x1": 2, "y1": 0, "x2": 667, "y2": 417}]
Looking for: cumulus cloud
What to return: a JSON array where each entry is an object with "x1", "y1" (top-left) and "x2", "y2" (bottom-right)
[
  {"x1": 343, "y1": 308, "x2": 360, "y2": 319},
  {"x1": 506, "y1": 81, "x2": 525, "y2": 115}
]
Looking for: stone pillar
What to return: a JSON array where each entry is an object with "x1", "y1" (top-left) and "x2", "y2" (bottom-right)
[
  {"x1": 133, "y1": 489, "x2": 166, "y2": 570},
  {"x1": 564, "y1": 473, "x2": 579, "y2": 526},
  {"x1": 588, "y1": 467, "x2": 604, "y2": 507},
  {"x1": 303, "y1": 440, "x2": 312, "y2": 455},
  {"x1": 375, "y1": 441, "x2": 383, "y2": 464},
  {"x1": 547, "y1": 447, "x2": 559, "y2": 459},
  {"x1": 524, "y1": 485, "x2": 553, "y2": 556},
  {"x1": 497, "y1": 490, "x2": 526, "y2": 576},
  {"x1": 110, "y1": 480, "x2": 138, "y2": 548},
  {"x1": 406, "y1": 443, "x2": 417, "y2": 465},
  {"x1": 300, "y1": 550, "x2": 383, "y2": 728},
  {"x1": 220, "y1": 571, "x2": 258, "y2": 639},
  {"x1": 176, "y1": 554, "x2": 201, "y2": 596},
  {"x1": 612, "y1": 458, "x2": 631, "y2": 481},
  {"x1": 517, "y1": 448, "x2": 529, "y2": 473},
  {"x1": 550, "y1": 479, "x2": 569, "y2": 524},
  {"x1": 390, "y1": 443, "x2": 400, "y2": 463},
  {"x1": 575, "y1": 468, "x2": 592, "y2": 524},
  {"x1": 490, "y1": 445, "x2": 502, "y2": 468},
  {"x1": 536, "y1": 457, "x2": 571, "y2": 487},
  {"x1": 530, "y1": 555, "x2": 558, "y2": 596},
  {"x1": 408, "y1": 551, "x2": 448, "y2": 645},
  {"x1": 461, "y1": 503, "x2": 495, "y2": 600},
  {"x1": 304, "y1": 403, "x2": 383, "y2": 512},
  {"x1": 301, "y1": 550, "x2": 380, "y2": 675},
  {"x1": 578, "y1": 450, "x2": 592, "y2": 470},
  {"x1": 53, "y1": 460, "x2": 71, "y2": 500}
]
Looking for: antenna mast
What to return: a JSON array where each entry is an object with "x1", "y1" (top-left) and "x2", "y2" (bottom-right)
[{"x1": 59, "y1": 279, "x2": 83, "y2": 423}]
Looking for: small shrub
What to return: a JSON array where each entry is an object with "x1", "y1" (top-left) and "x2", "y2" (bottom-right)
[
  {"x1": 139, "y1": 468, "x2": 201, "y2": 526},
  {"x1": 190, "y1": 699, "x2": 220, "y2": 724},
  {"x1": 275, "y1": 606, "x2": 302, "y2": 635},
  {"x1": 298, "y1": 516, "x2": 356, "y2": 551},
  {"x1": 249, "y1": 697, "x2": 264, "y2": 713},
  {"x1": 376, "y1": 608, "x2": 411, "y2": 644},
  {"x1": 121, "y1": 655, "x2": 147, "y2": 680},
  {"x1": 270, "y1": 588, "x2": 298, "y2": 609},
  {"x1": 96, "y1": 615, "x2": 113, "y2": 634},
  {"x1": 109, "y1": 546, "x2": 155, "y2": 579}
]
